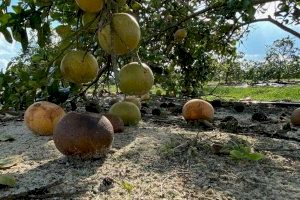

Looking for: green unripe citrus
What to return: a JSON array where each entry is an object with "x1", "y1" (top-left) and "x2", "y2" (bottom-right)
[
  {"x1": 119, "y1": 62, "x2": 154, "y2": 95},
  {"x1": 60, "y1": 50, "x2": 99, "y2": 84},
  {"x1": 109, "y1": 102, "x2": 141, "y2": 126}
]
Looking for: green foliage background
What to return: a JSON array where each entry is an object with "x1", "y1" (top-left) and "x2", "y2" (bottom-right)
[{"x1": 0, "y1": 0, "x2": 300, "y2": 109}]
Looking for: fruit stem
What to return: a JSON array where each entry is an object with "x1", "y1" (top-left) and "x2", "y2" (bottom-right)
[{"x1": 134, "y1": 51, "x2": 147, "y2": 71}]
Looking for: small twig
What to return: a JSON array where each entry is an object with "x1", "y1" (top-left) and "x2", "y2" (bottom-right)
[
  {"x1": 208, "y1": 81, "x2": 221, "y2": 95},
  {"x1": 68, "y1": 61, "x2": 110, "y2": 103},
  {"x1": 27, "y1": 190, "x2": 87, "y2": 199}
]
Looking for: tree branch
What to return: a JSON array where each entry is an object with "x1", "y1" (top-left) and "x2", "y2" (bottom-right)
[
  {"x1": 242, "y1": 15, "x2": 300, "y2": 39},
  {"x1": 147, "y1": 0, "x2": 281, "y2": 43}
]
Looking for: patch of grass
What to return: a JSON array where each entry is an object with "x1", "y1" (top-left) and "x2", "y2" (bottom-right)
[
  {"x1": 228, "y1": 146, "x2": 264, "y2": 161},
  {"x1": 92, "y1": 83, "x2": 300, "y2": 102},
  {"x1": 204, "y1": 85, "x2": 300, "y2": 102}
]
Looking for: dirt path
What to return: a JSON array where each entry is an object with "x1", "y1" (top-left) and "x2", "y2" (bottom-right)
[{"x1": 1, "y1": 102, "x2": 300, "y2": 199}]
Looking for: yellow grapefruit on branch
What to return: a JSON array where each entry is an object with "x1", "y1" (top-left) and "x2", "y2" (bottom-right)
[
  {"x1": 119, "y1": 62, "x2": 154, "y2": 95},
  {"x1": 98, "y1": 13, "x2": 140, "y2": 55},
  {"x1": 60, "y1": 50, "x2": 99, "y2": 84},
  {"x1": 82, "y1": 12, "x2": 100, "y2": 30},
  {"x1": 75, "y1": 0, "x2": 105, "y2": 13}
]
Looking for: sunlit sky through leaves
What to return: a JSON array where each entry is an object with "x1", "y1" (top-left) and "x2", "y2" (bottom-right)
[{"x1": 0, "y1": 1, "x2": 299, "y2": 70}]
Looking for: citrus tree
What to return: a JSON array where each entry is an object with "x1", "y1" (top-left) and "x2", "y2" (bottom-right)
[
  {"x1": 264, "y1": 37, "x2": 300, "y2": 82},
  {"x1": 0, "y1": 0, "x2": 300, "y2": 109}
]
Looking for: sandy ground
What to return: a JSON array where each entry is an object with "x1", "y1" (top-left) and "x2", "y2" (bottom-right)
[{"x1": 1, "y1": 103, "x2": 300, "y2": 200}]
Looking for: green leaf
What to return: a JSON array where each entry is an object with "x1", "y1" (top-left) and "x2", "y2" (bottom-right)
[
  {"x1": 30, "y1": 12, "x2": 42, "y2": 30},
  {"x1": 31, "y1": 54, "x2": 44, "y2": 62},
  {"x1": 12, "y1": 5, "x2": 22, "y2": 14},
  {"x1": 0, "y1": 156, "x2": 21, "y2": 169},
  {"x1": 120, "y1": 181, "x2": 134, "y2": 194},
  {"x1": 131, "y1": 1, "x2": 142, "y2": 10},
  {"x1": 230, "y1": 149, "x2": 246, "y2": 160},
  {"x1": 0, "y1": 174, "x2": 16, "y2": 187},
  {"x1": 0, "y1": 29, "x2": 12, "y2": 43},
  {"x1": 0, "y1": 134, "x2": 15, "y2": 142},
  {"x1": 0, "y1": 13, "x2": 10, "y2": 25},
  {"x1": 2, "y1": 0, "x2": 11, "y2": 7},
  {"x1": 247, "y1": 152, "x2": 264, "y2": 161},
  {"x1": 38, "y1": 23, "x2": 50, "y2": 47},
  {"x1": 230, "y1": 146, "x2": 264, "y2": 161},
  {"x1": 12, "y1": 29, "x2": 21, "y2": 42}
]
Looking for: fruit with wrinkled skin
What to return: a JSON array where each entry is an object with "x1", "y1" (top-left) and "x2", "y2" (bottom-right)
[
  {"x1": 24, "y1": 101, "x2": 66, "y2": 136},
  {"x1": 75, "y1": 0, "x2": 105, "y2": 13},
  {"x1": 60, "y1": 50, "x2": 99, "y2": 84},
  {"x1": 123, "y1": 97, "x2": 141, "y2": 109},
  {"x1": 82, "y1": 13, "x2": 100, "y2": 30},
  {"x1": 119, "y1": 62, "x2": 154, "y2": 95},
  {"x1": 182, "y1": 99, "x2": 214, "y2": 121},
  {"x1": 174, "y1": 28, "x2": 187, "y2": 42},
  {"x1": 109, "y1": 102, "x2": 141, "y2": 126},
  {"x1": 103, "y1": 113, "x2": 124, "y2": 133},
  {"x1": 53, "y1": 112, "x2": 114, "y2": 158},
  {"x1": 291, "y1": 108, "x2": 300, "y2": 125},
  {"x1": 98, "y1": 13, "x2": 140, "y2": 55}
]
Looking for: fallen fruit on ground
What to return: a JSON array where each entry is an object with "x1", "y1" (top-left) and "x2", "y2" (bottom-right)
[
  {"x1": 82, "y1": 12, "x2": 100, "y2": 30},
  {"x1": 119, "y1": 62, "x2": 154, "y2": 95},
  {"x1": 123, "y1": 97, "x2": 141, "y2": 109},
  {"x1": 98, "y1": 13, "x2": 140, "y2": 55},
  {"x1": 24, "y1": 101, "x2": 66, "y2": 136},
  {"x1": 53, "y1": 112, "x2": 114, "y2": 158},
  {"x1": 103, "y1": 113, "x2": 125, "y2": 133},
  {"x1": 75, "y1": 0, "x2": 105, "y2": 13},
  {"x1": 109, "y1": 102, "x2": 141, "y2": 126},
  {"x1": 140, "y1": 93, "x2": 151, "y2": 101},
  {"x1": 182, "y1": 99, "x2": 214, "y2": 121},
  {"x1": 174, "y1": 28, "x2": 187, "y2": 42},
  {"x1": 291, "y1": 107, "x2": 300, "y2": 125},
  {"x1": 60, "y1": 50, "x2": 99, "y2": 84}
]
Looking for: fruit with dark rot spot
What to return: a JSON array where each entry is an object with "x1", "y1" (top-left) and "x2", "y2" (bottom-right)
[
  {"x1": 53, "y1": 112, "x2": 114, "y2": 158},
  {"x1": 103, "y1": 113, "x2": 124, "y2": 133},
  {"x1": 291, "y1": 108, "x2": 300, "y2": 126}
]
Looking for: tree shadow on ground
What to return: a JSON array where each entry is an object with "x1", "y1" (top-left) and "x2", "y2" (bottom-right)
[
  {"x1": 119, "y1": 122, "x2": 300, "y2": 199},
  {"x1": 0, "y1": 122, "x2": 140, "y2": 200},
  {"x1": 0, "y1": 156, "x2": 106, "y2": 200}
]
